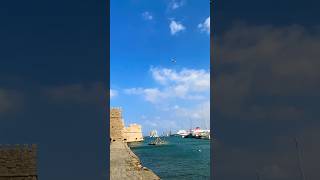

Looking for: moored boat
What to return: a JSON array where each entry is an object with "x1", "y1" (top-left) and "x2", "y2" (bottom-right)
[
  {"x1": 176, "y1": 130, "x2": 189, "y2": 137},
  {"x1": 182, "y1": 133, "x2": 193, "y2": 138},
  {"x1": 148, "y1": 137, "x2": 166, "y2": 145}
]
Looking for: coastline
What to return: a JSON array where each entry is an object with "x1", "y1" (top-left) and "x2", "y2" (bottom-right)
[{"x1": 110, "y1": 141, "x2": 160, "y2": 180}]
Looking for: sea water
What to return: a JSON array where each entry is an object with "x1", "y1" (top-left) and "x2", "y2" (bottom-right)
[{"x1": 128, "y1": 136, "x2": 210, "y2": 180}]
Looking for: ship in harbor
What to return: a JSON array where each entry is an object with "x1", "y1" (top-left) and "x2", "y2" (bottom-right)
[
  {"x1": 176, "y1": 128, "x2": 210, "y2": 139},
  {"x1": 148, "y1": 137, "x2": 166, "y2": 146},
  {"x1": 176, "y1": 129, "x2": 193, "y2": 138},
  {"x1": 176, "y1": 130, "x2": 190, "y2": 137},
  {"x1": 192, "y1": 127, "x2": 210, "y2": 139}
]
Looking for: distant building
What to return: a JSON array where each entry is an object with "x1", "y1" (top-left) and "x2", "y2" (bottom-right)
[
  {"x1": 0, "y1": 144, "x2": 38, "y2": 180},
  {"x1": 124, "y1": 124, "x2": 144, "y2": 142},
  {"x1": 110, "y1": 107, "x2": 143, "y2": 143}
]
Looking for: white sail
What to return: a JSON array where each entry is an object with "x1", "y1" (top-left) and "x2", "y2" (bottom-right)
[{"x1": 149, "y1": 130, "x2": 159, "y2": 137}]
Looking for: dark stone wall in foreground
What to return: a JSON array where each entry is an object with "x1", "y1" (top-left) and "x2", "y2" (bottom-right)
[{"x1": 0, "y1": 144, "x2": 37, "y2": 180}]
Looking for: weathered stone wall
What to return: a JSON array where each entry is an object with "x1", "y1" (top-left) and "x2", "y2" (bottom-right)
[
  {"x1": 110, "y1": 107, "x2": 144, "y2": 143},
  {"x1": 124, "y1": 124, "x2": 144, "y2": 142},
  {"x1": 110, "y1": 107, "x2": 125, "y2": 142},
  {"x1": 0, "y1": 144, "x2": 37, "y2": 180}
]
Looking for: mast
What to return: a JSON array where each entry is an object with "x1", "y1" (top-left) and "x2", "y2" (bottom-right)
[{"x1": 189, "y1": 118, "x2": 193, "y2": 132}]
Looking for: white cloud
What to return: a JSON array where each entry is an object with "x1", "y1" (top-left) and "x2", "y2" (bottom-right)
[
  {"x1": 110, "y1": 89, "x2": 118, "y2": 99},
  {"x1": 150, "y1": 67, "x2": 210, "y2": 92},
  {"x1": 123, "y1": 67, "x2": 210, "y2": 131},
  {"x1": 124, "y1": 67, "x2": 209, "y2": 103},
  {"x1": 174, "y1": 101, "x2": 210, "y2": 129},
  {"x1": 143, "y1": 88, "x2": 165, "y2": 102},
  {"x1": 142, "y1": 11, "x2": 153, "y2": 20},
  {"x1": 144, "y1": 120, "x2": 158, "y2": 127},
  {"x1": 169, "y1": 20, "x2": 185, "y2": 35},
  {"x1": 124, "y1": 87, "x2": 167, "y2": 103},
  {"x1": 169, "y1": 0, "x2": 184, "y2": 10},
  {"x1": 198, "y1": 16, "x2": 210, "y2": 34}
]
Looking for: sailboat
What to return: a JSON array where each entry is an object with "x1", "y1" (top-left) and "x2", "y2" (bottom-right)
[
  {"x1": 148, "y1": 137, "x2": 167, "y2": 145},
  {"x1": 149, "y1": 130, "x2": 159, "y2": 138}
]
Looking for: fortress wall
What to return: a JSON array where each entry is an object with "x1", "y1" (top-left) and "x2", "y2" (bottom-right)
[
  {"x1": 124, "y1": 124, "x2": 144, "y2": 142},
  {"x1": 0, "y1": 144, "x2": 37, "y2": 180},
  {"x1": 110, "y1": 107, "x2": 125, "y2": 142},
  {"x1": 110, "y1": 107, "x2": 144, "y2": 143}
]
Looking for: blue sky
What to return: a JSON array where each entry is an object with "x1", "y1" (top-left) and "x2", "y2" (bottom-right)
[{"x1": 110, "y1": 0, "x2": 210, "y2": 135}]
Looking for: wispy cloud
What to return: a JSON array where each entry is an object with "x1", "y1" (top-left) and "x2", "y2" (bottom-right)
[
  {"x1": 198, "y1": 16, "x2": 210, "y2": 34},
  {"x1": 169, "y1": 20, "x2": 185, "y2": 35},
  {"x1": 169, "y1": 0, "x2": 184, "y2": 10},
  {"x1": 124, "y1": 67, "x2": 209, "y2": 103},
  {"x1": 174, "y1": 101, "x2": 210, "y2": 129},
  {"x1": 142, "y1": 11, "x2": 153, "y2": 20},
  {"x1": 150, "y1": 67, "x2": 210, "y2": 92},
  {"x1": 124, "y1": 87, "x2": 166, "y2": 103},
  {"x1": 110, "y1": 89, "x2": 118, "y2": 99}
]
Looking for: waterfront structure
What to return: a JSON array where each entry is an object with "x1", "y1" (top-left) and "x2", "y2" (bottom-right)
[
  {"x1": 110, "y1": 107, "x2": 143, "y2": 143},
  {"x1": 110, "y1": 107, "x2": 125, "y2": 142},
  {"x1": 0, "y1": 144, "x2": 38, "y2": 180},
  {"x1": 176, "y1": 128, "x2": 211, "y2": 139},
  {"x1": 109, "y1": 108, "x2": 159, "y2": 179},
  {"x1": 124, "y1": 124, "x2": 144, "y2": 142}
]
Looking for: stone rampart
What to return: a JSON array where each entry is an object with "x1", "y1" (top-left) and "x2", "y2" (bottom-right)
[{"x1": 0, "y1": 144, "x2": 37, "y2": 180}]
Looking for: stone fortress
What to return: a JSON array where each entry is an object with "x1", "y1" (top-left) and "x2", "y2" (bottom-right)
[
  {"x1": 0, "y1": 144, "x2": 37, "y2": 180},
  {"x1": 110, "y1": 107, "x2": 143, "y2": 143}
]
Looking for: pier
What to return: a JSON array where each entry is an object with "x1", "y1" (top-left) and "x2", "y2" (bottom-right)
[
  {"x1": 110, "y1": 107, "x2": 159, "y2": 179},
  {"x1": 110, "y1": 141, "x2": 160, "y2": 180}
]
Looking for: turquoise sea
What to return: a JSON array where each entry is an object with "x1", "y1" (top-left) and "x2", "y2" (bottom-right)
[{"x1": 128, "y1": 136, "x2": 210, "y2": 180}]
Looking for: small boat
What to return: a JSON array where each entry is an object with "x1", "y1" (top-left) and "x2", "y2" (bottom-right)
[
  {"x1": 148, "y1": 137, "x2": 166, "y2": 145},
  {"x1": 182, "y1": 129, "x2": 194, "y2": 138},
  {"x1": 182, "y1": 133, "x2": 193, "y2": 138}
]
